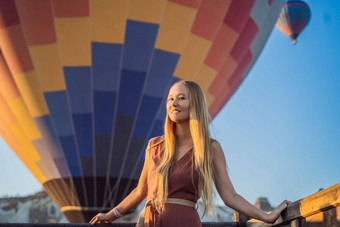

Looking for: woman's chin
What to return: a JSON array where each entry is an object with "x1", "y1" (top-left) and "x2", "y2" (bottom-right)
[{"x1": 170, "y1": 117, "x2": 189, "y2": 123}]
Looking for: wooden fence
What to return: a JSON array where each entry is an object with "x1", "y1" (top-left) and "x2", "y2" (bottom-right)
[{"x1": 235, "y1": 183, "x2": 340, "y2": 227}]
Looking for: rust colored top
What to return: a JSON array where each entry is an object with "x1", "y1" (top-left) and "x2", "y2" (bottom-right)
[{"x1": 143, "y1": 136, "x2": 201, "y2": 227}]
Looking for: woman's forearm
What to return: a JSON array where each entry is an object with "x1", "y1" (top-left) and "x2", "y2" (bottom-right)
[
  {"x1": 225, "y1": 193, "x2": 269, "y2": 222},
  {"x1": 107, "y1": 188, "x2": 147, "y2": 221}
]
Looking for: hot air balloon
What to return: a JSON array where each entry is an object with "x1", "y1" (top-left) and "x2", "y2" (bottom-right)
[
  {"x1": 276, "y1": 0, "x2": 311, "y2": 44},
  {"x1": 0, "y1": 0, "x2": 284, "y2": 222}
]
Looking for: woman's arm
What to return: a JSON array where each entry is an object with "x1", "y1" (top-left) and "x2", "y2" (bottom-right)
[
  {"x1": 211, "y1": 141, "x2": 289, "y2": 223},
  {"x1": 90, "y1": 140, "x2": 152, "y2": 224}
]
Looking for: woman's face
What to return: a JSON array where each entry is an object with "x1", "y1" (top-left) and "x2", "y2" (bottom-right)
[{"x1": 167, "y1": 83, "x2": 190, "y2": 123}]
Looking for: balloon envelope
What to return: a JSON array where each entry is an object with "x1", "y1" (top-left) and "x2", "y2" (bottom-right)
[
  {"x1": 0, "y1": 0, "x2": 283, "y2": 222},
  {"x1": 276, "y1": 0, "x2": 311, "y2": 44}
]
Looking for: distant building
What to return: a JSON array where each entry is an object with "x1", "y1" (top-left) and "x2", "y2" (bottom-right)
[{"x1": 254, "y1": 197, "x2": 274, "y2": 212}]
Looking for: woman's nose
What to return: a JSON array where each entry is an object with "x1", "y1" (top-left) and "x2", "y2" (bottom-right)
[{"x1": 172, "y1": 99, "x2": 179, "y2": 106}]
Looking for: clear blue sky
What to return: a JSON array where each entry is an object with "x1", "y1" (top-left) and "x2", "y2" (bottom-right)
[{"x1": 1, "y1": 0, "x2": 339, "y2": 209}]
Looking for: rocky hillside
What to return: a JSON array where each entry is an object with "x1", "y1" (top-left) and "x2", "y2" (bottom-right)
[{"x1": 0, "y1": 191, "x2": 67, "y2": 223}]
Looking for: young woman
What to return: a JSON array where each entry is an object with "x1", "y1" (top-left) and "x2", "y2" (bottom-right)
[{"x1": 90, "y1": 80, "x2": 290, "y2": 226}]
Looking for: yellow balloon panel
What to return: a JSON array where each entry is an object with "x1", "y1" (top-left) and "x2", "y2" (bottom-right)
[
  {"x1": 194, "y1": 64, "x2": 217, "y2": 102},
  {"x1": 54, "y1": 18, "x2": 91, "y2": 66},
  {"x1": 29, "y1": 44, "x2": 66, "y2": 92},
  {"x1": 8, "y1": 98, "x2": 41, "y2": 140},
  {"x1": 10, "y1": 124, "x2": 40, "y2": 163},
  {"x1": 90, "y1": 0, "x2": 128, "y2": 43},
  {"x1": 12, "y1": 71, "x2": 49, "y2": 117},
  {"x1": 174, "y1": 33, "x2": 211, "y2": 80},
  {"x1": 155, "y1": 1, "x2": 197, "y2": 53},
  {"x1": 128, "y1": 0, "x2": 166, "y2": 24}
]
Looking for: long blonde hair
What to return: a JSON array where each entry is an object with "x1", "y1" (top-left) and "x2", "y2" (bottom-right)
[{"x1": 151, "y1": 80, "x2": 214, "y2": 215}]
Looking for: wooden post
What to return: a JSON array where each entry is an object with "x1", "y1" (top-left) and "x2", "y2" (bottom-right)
[
  {"x1": 234, "y1": 211, "x2": 250, "y2": 227},
  {"x1": 290, "y1": 219, "x2": 300, "y2": 227}
]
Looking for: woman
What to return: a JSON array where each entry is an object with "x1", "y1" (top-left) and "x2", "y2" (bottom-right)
[{"x1": 90, "y1": 80, "x2": 289, "y2": 226}]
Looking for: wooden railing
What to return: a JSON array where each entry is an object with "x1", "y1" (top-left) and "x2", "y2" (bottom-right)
[{"x1": 235, "y1": 183, "x2": 340, "y2": 227}]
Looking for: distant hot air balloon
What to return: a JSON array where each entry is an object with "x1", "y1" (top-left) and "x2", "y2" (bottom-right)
[
  {"x1": 0, "y1": 0, "x2": 284, "y2": 223},
  {"x1": 276, "y1": 0, "x2": 311, "y2": 44}
]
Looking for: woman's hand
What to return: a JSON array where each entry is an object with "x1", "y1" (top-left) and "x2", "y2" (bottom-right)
[
  {"x1": 265, "y1": 200, "x2": 291, "y2": 223},
  {"x1": 89, "y1": 212, "x2": 114, "y2": 225}
]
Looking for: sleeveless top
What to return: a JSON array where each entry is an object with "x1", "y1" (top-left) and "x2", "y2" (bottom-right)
[{"x1": 143, "y1": 136, "x2": 201, "y2": 227}]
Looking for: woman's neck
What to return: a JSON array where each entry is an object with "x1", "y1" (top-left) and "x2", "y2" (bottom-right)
[{"x1": 175, "y1": 121, "x2": 192, "y2": 146}]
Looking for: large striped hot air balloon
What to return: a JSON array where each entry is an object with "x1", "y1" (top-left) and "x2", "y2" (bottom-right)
[
  {"x1": 0, "y1": 0, "x2": 284, "y2": 222},
  {"x1": 276, "y1": 0, "x2": 311, "y2": 44}
]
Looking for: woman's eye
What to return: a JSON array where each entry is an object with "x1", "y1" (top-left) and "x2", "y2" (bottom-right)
[
  {"x1": 179, "y1": 97, "x2": 185, "y2": 100},
  {"x1": 167, "y1": 98, "x2": 174, "y2": 102}
]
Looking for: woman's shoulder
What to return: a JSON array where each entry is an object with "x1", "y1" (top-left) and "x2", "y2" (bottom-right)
[
  {"x1": 146, "y1": 136, "x2": 165, "y2": 161},
  {"x1": 209, "y1": 138, "x2": 223, "y2": 153},
  {"x1": 210, "y1": 138, "x2": 220, "y2": 146},
  {"x1": 148, "y1": 135, "x2": 165, "y2": 146}
]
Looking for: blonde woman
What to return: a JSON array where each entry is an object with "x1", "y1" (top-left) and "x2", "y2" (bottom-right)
[{"x1": 90, "y1": 80, "x2": 289, "y2": 226}]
